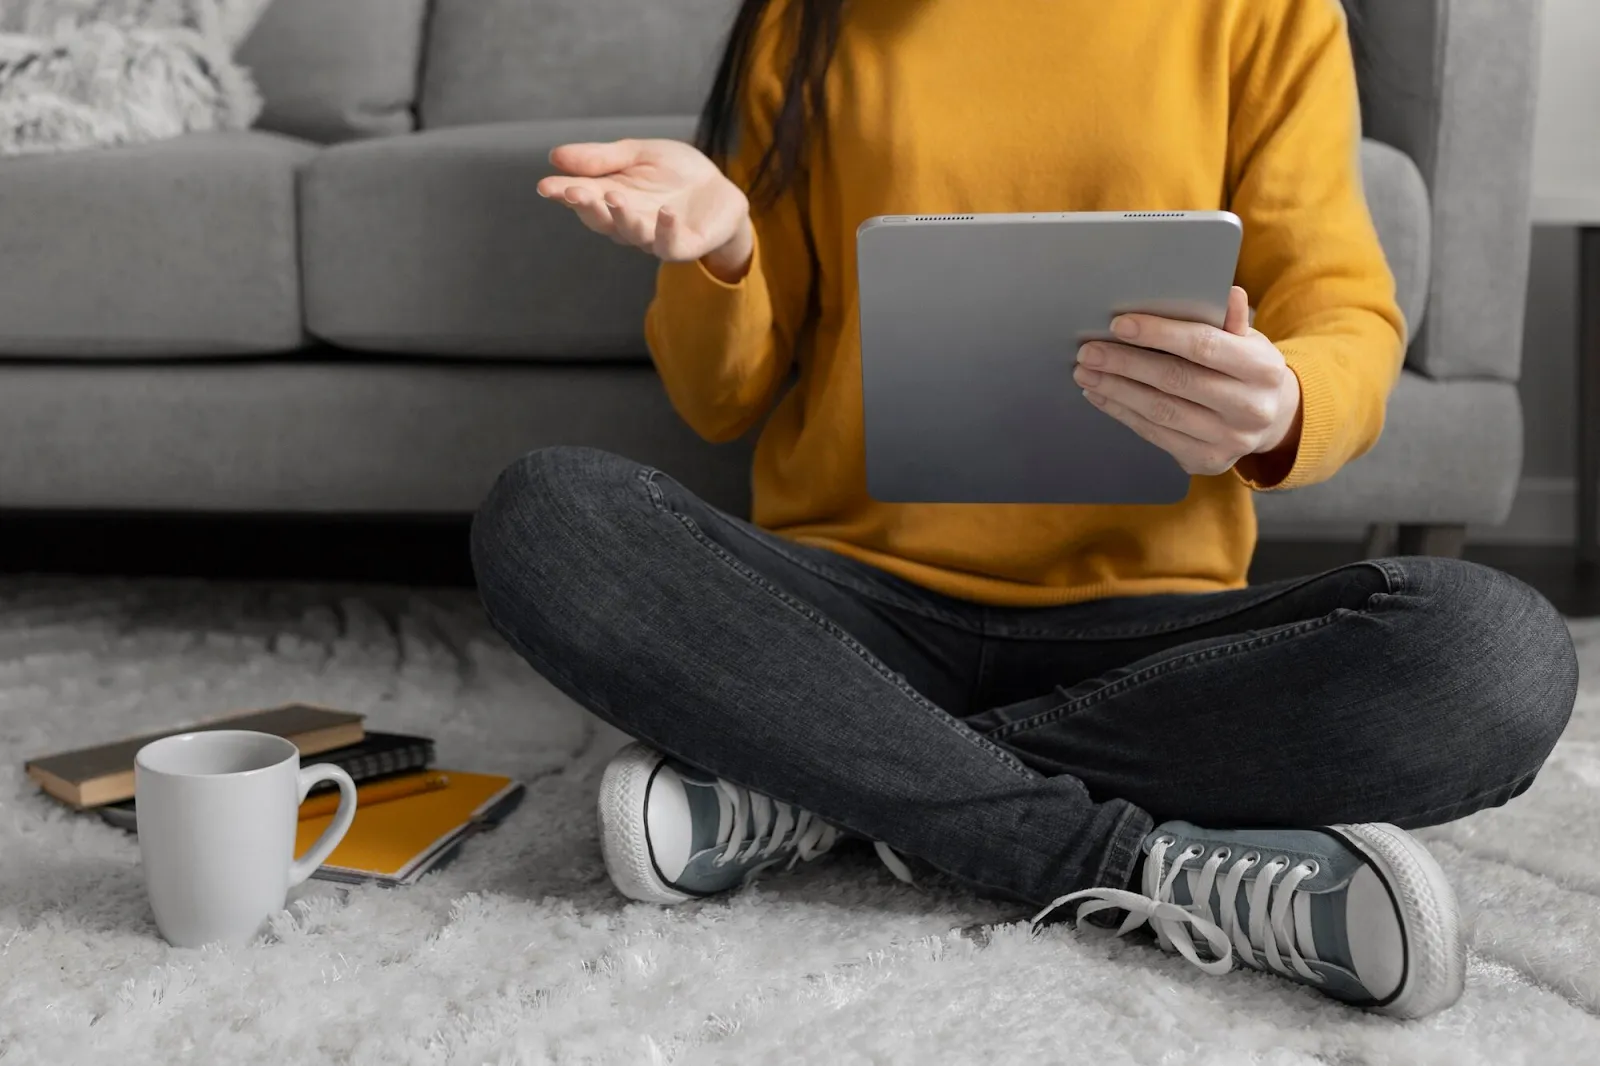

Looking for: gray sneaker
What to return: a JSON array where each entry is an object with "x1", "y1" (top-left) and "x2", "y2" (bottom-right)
[
  {"x1": 598, "y1": 742, "x2": 912, "y2": 903},
  {"x1": 1033, "y1": 820, "x2": 1466, "y2": 1020}
]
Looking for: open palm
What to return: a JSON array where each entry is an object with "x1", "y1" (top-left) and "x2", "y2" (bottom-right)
[{"x1": 538, "y1": 138, "x2": 750, "y2": 263}]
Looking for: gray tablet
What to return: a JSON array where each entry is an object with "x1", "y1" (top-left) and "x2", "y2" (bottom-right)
[{"x1": 856, "y1": 210, "x2": 1243, "y2": 505}]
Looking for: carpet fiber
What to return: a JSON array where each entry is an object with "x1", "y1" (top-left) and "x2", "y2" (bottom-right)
[{"x1": 0, "y1": 577, "x2": 1596, "y2": 1065}]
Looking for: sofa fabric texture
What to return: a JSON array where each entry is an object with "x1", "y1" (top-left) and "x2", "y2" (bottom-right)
[
  {"x1": 0, "y1": 361, "x2": 1514, "y2": 527},
  {"x1": 0, "y1": 124, "x2": 1433, "y2": 365},
  {"x1": 1253, "y1": 373, "x2": 1522, "y2": 525},
  {"x1": 308, "y1": 128, "x2": 1426, "y2": 364},
  {"x1": 1360, "y1": 139, "x2": 1431, "y2": 340},
  {"x1": 0, "y1": 0, "x2": 1540, "y2": 534},
  {"x1": 418, "y1": 0, "x2": 738, "y2": 128},
  {"x1": 301, "y1": 115, "x2": 694, "y2": 358},
  {"x1": 1348, "y1": 0, "x2": 1540, "y2": 382},
  {"x1": 0, "y1": 362, "x2": 754, "y2": 515},
  {"x1": 0, "y1": 131, "x2": 311, "y2": 357},
  {"x1": 237, "y1": 0, "x2": 429, "y2": 142}
]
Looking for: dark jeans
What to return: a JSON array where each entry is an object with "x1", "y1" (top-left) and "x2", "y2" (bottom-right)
[{"x1": 470, "y1": 446, "x2": 1578, "y2": 907}]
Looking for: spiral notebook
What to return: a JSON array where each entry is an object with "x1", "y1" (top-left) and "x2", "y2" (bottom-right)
[
  {"x1": 297, "y1": 769, "x2": 525, "y2": 886},
  {"x1": 97, "y1": 731, "x2": 436, "y2": 832}
]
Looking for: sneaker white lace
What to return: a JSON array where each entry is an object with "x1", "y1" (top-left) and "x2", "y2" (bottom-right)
[
  {"x1": 709, "y1": 777, "x2": 915, "y2": 882},
  {"x1": 600, "y1": 741, "x2": 914, "y2": 903},
  {"x1": 1033, "y1": 836, "x2": 1318, "y2": 980},
  {"x1": 1029, "y1": 820, "x2": 1467, "y2": 1019}
]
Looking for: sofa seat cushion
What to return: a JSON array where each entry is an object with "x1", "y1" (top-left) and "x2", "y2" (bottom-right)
[
  {"x1": 0, "y1": 360, "x2": 752, "y2": 515},
  {"x1": 0, "y1": 131, "x2": 313, "y2": 358},
  {"x1": 305, "y1": 123, "x2": 1428, "y2": 365},
  {"x1": 301, "y1": 117, "x2": 695, "y2": 360},
  {"x1": 1255, "y1": 371, "x2": 1520, "y2": 527}
]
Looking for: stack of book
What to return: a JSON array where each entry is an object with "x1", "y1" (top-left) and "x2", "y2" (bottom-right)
[{"x1": 24, "y1": 704, "x2": 524, "y2": 886}]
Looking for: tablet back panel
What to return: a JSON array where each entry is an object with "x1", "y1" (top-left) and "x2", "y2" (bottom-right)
[{"x1": 856, "y1": 211, "x2": 1241, "y2": 504}]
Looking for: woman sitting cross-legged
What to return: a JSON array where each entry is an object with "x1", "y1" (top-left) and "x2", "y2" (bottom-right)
[{"x1": 470, "y1": 0, "x2": 1577, "y2": 1021}]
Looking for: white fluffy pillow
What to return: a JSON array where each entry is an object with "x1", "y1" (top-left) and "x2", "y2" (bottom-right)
[
  {"x1": 0, "y1": 4, "x2": 264, "y2": 156},
  {"x1": 6, "y1": 2, "x2": 273, "y2": 49}
]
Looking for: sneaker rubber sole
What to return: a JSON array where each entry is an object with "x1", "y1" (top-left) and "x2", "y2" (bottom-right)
[
  {"x1": 1330, "y1": 822, "x2": 1467, "y2": 1019},
  {"x1": 597, "y1": 741, "x2": 693, "y2": 905}
]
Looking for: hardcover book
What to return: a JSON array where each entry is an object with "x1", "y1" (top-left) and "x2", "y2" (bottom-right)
[{"x1": 25, "y1": 703, "x2": 365, "y2": 809}]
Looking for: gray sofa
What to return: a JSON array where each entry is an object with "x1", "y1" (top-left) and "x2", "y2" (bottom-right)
[{"x1": 0, "y1": 0, "x2": 1541, "y2": 557}]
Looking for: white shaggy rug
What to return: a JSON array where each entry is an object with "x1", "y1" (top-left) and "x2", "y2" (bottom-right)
[{"x1": 1, "y1": 576, "x2": 1597, "y2": 1065}]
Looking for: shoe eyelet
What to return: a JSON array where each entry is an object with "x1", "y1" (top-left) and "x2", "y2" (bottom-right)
[
  {"x1": 1242, "y1": 852, "x2": 1260, "y2": 866},
  {"x1": 1212, "y1": 848, "x2": 1231, "y2": 862},
  {"x1": 1182, "y1": 845, "x2": 1204, "y2": 860},
  {"x1": 1301, "y1": 860, "x2": 1320, "y2": 877},
  {"x1": 1156, "y1": 836, "x2": 1176, "y2": 848}
]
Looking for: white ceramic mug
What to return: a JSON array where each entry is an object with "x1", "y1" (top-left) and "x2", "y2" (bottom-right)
[{"x1": 134, "y1": 730, "x2": 358, "y2": 948}]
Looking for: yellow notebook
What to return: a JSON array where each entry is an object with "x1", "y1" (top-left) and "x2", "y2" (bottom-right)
[{"x1": 296, "y1": 770, "x2": 525, "y2": 886}]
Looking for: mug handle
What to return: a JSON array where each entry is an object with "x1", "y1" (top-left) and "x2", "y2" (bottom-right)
[{"x1": 288, "y1": 764, "x2": 358, "y2": 887}]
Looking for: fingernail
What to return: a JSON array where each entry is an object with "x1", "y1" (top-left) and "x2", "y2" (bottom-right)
[
  {"x1": 1074, "y1": 367, "x2": 1103, "y2": 387},
  {"x1": 1111, "y1": 316, "x2": 1138, "y2": 340},
  {"x1": 1078, "y1": 344, "x2": 1104, "y2": 368},
  {"x1": 1084, "y1": 389, "x2": 1105, "y2": 407}
]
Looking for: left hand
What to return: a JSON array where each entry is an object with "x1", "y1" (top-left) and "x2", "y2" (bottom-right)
[{"x1": 1073, "y1": 287, "x2": 1303, "y2": 476}]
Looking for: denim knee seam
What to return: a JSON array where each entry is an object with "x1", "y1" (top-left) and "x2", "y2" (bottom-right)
[
  {"x1": 737, "y1": 532, "x2": 978, "y2": 629},
  {"x1": 989, "y1": 561, "x2": 1393, "y2": 641},
  {"x1": 636, "y1": 464, "x2": 669, "y2": 510},
  {"x1": 989, "y1": 612, "x2": 1346, "y2": 740},
  {"x1": 644, "y1": 468, "x2": 981, "y2": 631},
  {"x1": 482, "y1": 600, "x2": 1090, "y2": 905},
  {"x1": 1368, "y1": 557, "x2": 1410, "y2": 595},
  {"x1": 639, "y1": 470, "x2": 1039, "y2": 782}
]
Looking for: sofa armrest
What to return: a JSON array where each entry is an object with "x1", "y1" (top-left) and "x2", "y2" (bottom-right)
[{"x1": 1351, "y1": 0, "x2": 1543, "y2": 382}]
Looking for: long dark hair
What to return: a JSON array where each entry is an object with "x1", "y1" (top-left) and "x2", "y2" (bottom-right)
[{"x1": 696, "y1": 0, "x2": 1367, "y2": 211}]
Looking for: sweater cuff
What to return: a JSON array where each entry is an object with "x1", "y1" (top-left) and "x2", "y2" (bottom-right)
[
  {"x1": 651, "y1": 231, "x2": 772, "y2": 354},
  {"x1": 1233, "y1": 346, "x2": 1341, "y2": 492},
  {"x1": 660, "y1": 229, "x2": 765, "y2": 298}
]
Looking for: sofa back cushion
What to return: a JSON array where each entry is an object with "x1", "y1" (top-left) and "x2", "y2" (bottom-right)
[
  {"x1": 419, "y1": 0, "x2": 739, "y2": 128},
  {"x1": 238, "y1": 0, "x2": 430, "y2": 142}
]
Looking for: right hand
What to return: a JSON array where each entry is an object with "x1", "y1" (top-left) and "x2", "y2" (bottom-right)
[{"x1": 538, "y1": 138, "x2": 754, "y2": 281}]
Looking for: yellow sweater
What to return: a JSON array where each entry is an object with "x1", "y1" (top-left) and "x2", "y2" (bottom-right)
[{"x1": 645, "y1": 0, "x2": 1404, "y2": 607}]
